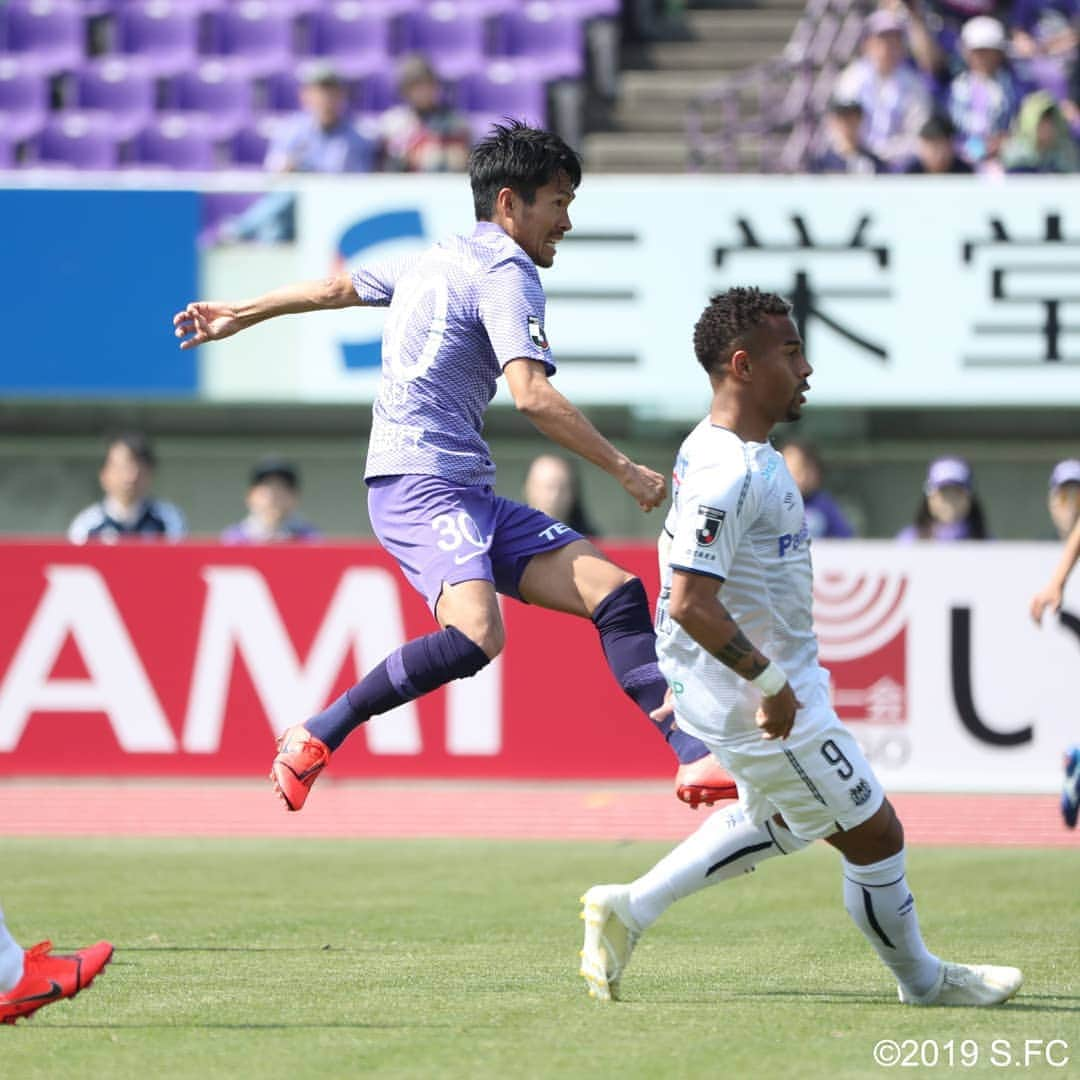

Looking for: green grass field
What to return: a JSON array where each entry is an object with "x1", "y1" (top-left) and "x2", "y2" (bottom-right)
[{"x1": 2, "y1": 839, "x2": 1076, "y2": 1079}]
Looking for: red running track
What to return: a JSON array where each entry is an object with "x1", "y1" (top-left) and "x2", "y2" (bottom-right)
[{"x1": 0, "y1": 782, "x2": 1073, "y2": 846}]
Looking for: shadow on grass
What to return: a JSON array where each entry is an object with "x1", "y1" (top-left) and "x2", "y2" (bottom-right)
[
  {"x1": 642, "y1": 989, "x2": 1080, "y2": 1013},
  {"x1": 36, "y1": 1021, "x2": 462, "y2": 1031}
]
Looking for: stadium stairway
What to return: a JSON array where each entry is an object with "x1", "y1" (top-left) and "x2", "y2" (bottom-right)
[{"x1": 584, "y1": 0, "x2": 806, "y2": 172}]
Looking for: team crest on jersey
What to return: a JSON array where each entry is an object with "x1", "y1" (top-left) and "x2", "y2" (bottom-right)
[
  {"x1": 695, "y1": 504, "x2": 725, "y2": 546},
  {"x1": 528, "y1": 316, "x2": 549, "y2": 349}
]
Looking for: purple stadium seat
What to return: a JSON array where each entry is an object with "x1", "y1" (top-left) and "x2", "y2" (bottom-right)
[
  {"x1": 114, "y1": 2, "x2": 201, "y2": 78},
  {"x1": 208, "y1": 2, "x2": 296, "y2": 78},
  {"x1": 164, "y1": 60, "x2": 254, "y2": 138},
  {"x1": 0, "y1": 58, "x2": 49, "y2": 142},
  {"x1": 263, "y1": 69, "x2": 300, "y2": 111},
  {"x1": 1, "y1": 0, "x2": 86, "y2": 76},
  {"x1": 131, "y1": 114, "x2": 221, "y2": 169},
  {"x1": 231, "y1": 113, "x2": 288, "y2": 165},
  {"x1": 564, "y1": 0, "x2": 621, "y2": 16},
  {"x1": 0, "y1": 133, "x2": 15, "y2": 167},
  {"x1": 400, "y1": 3, "x2": 486, "y2": 81},
  {"x1": 71, "y1": 57, "x2": 156, "y2": 139},
  {"x1": 35, "y1": 113, "x2": 122, "y2": 168},
  {"x1": 305, "y1": 3, "x2": 392, "y2": 79},
  {"x1": 457, "y1": 60, "x2": 546, "y2": 127},
  {"x1": 355, "y1": 66, "x2": 402, "y2": 114},
  {"x1": 495, "y1": 3, "x2": 585, "y2": 81}
]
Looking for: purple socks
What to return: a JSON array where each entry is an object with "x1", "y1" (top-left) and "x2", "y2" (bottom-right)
[
  {"x1": 305, "y1": 624, "x2": 490, "y2": 751},
  {"x1": 590, "y1": 578, "x2": 708, "y2": 765}
]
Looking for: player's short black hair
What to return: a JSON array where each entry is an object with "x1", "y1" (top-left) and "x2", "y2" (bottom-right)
[
  {"x1": 103, "y1": 431, "x2": 156, "y2": 469},
  {"x1": 469, "y1": 120, "x2": 582, "y2": 220},
  {"x1": 693, "y1": 287, "x2": 792, "y2": 376}
]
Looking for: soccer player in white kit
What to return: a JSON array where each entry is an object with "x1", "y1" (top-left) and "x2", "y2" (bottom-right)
[{"x1": 578, "y1": 288, "x2": 1023, "y2": 1007}]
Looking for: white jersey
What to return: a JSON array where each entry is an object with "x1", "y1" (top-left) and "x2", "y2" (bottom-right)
[{"x1": 655, "y1": 420, "x2": 827, "y2": 745}]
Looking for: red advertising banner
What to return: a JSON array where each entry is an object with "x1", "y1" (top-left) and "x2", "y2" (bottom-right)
[{"x1": 0, "y1": 543, "x2": 667, "y2": 779}]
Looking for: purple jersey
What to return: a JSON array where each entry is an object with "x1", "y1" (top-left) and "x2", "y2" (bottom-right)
[{"x1": 352, "y1": 221, "x2": 554, "y2": 486}]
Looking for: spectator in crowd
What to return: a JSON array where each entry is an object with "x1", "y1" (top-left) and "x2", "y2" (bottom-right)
[
  {"x1": 948, "y1": 16, "x2": 1020, "y2": 166},
  {"x1": 1002, "y1": 90, "x2": 1080, "y2": 172},
  {"x1": 906, "y1": 112, "x2": 976, "y2": 171},
  {"x1": 523, "y1": 453, "x2": 599, "y2": 537},
  {"x1": 1046, "y1": 458, "x2": 1080, "y2": 541},
  {"x1": 896, "y1": 455, "x2": 990, "y2": 541},
  {"x1": 780, "y1": 440, "x2": 855, "y2": 539},
  {"x1": 834, "y1": 9, "x2": 933, "y2": 170},
  {"x1": 265, "y1": 63, "x2": 374, "y2": 174},
  {"x1": 919, "y1": 0, "x2": 1000, "y2": 71},
  {"x1": 1008, "y1": 0, "x2": 1079, "y2": 104},
  {"x1": 221, "y1": 458, "x2": 322, "y2": 544},
  {"x1": 376, "y1": 55, "x2": 472, "y2": 173},
  {"x1": 810, "y1": 98, "x2": 887, "y2": 174},
  {"x1": 68, "y1": 432, "x2": 186, "y2": 544}
]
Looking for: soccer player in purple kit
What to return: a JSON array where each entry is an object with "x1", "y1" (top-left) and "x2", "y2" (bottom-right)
[{"x1": 173, "y1": 122, "x2": 736, "y2": 812}]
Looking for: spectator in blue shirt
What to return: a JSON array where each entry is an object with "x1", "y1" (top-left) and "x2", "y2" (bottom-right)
[
  {"x1": 781, "y1": 439, "x2": 856, "y2": 539},
  {"x1": 810, "y1": 98, "x2": 887, "y2": 174},
  {"x1": 68, "y1": 432, "x2": 186, "y2": 544},
  {"x1": 266, "y1": 64, "x2": 374, "y2": 174}
]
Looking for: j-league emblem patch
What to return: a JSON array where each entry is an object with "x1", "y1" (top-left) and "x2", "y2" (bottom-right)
[
  {"x1": 528, "y1": 316, "x2": 549, "y2": 349},
  {"x1": 695, "y1": 505, "x2": 725, "y2": 546}
]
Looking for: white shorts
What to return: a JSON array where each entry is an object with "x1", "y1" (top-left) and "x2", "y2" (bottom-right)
[{"x1": 704, "y1": 705, "x2": 885, "y2": 843}]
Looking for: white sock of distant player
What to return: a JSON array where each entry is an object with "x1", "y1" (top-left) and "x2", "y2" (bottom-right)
[
  {"x1": 842, "y1": 852, "x2": 941, "y2": 998},
  {"x1": 628, "y1": 804, "x2": 809, "y2": 930},
  {"x1": 0, "y1": 906, "x2": 24, "y2": 993}
]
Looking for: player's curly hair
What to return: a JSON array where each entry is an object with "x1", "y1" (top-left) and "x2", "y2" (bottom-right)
[
  {"x1": 693, "y1": 287, "x2": 792, "y2": 376},
  {"x1": 469, "y1": 120, "x2": 582, "y2": 220}
]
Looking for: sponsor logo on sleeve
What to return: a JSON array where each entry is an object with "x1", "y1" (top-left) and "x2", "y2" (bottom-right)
[
  {"x1": 694, "y1": 505, "x2": 725, "y2": 547},
  {"x1": 528, "y1": 316, "x2": 549, "y2": 349}
]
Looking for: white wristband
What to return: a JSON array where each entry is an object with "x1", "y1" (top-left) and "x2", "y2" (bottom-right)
[{"x1": 751, "y1": 662, "x2": 787, "y2": 697}]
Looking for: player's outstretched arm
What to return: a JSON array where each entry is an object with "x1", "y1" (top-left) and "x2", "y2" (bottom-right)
[
  {"x1": 668, "y1": 568, "x2": 801, "y2": 739},
  {"x1": 1031, "y1": 513, "x2": 1080, "y2": 624},
  {"x1": 173, "y1": 272, "x2": 360, "y2": 350},
  {"x1": 503, "y1": 358, "x2": 666, "y2": 512}
]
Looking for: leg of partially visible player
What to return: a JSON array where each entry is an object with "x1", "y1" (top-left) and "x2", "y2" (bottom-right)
[
  {"x1": 518, "y1": 539, "x2": 737, "y2": 807},
  {"x1": 0, "y1": 904, "x2": 113, "y2": 1024}
]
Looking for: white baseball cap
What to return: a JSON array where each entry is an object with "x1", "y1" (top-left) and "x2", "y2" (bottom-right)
[{"x1": 961, "y1": 16, "x2": 1006, "y2": 51}]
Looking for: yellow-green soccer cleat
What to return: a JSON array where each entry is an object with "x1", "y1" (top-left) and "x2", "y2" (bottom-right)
[{"x1": 578, "y1": 885, "x2": 641, "y2": 1002}]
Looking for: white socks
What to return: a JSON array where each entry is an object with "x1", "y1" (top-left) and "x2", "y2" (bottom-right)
[
  {"x1": 0, "y1": 908, "x2": 25, "y2": 993},
  {"x1": 842, "y1": 851, "x2": 941, "y2": 998},
  {"x1": 628, "y1": 804, "x2": 809, "y2": 930}
]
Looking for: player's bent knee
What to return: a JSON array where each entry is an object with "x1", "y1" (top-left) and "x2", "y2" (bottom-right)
[{"x1": 458, "y1": 620, "x2": 505, "y2": 660}]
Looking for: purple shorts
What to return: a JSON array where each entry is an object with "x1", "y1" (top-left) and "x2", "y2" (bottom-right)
[{"x1": 367, "y1": 474, "x2": 584, "y2": 611}]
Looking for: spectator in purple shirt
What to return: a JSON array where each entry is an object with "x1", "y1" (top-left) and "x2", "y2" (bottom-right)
[
  {"x1": 896, "y1": 456, "x2": 991, "y2": 541},
  {"x1": 834, "y1": 9, "x2": 933, "y2": 170},
  {"x1": 781, "y1": 439, "x2": 855, "y2": 539},
  {"x1": 265, "y1": 64, "x2": 374, "y2": 174},
  {"x1": 221, "y1": 458, "x2": 322, "y2": 545},
  {"x1": 1009, "y1": 0, "x2": 1079, "y2": 103},
  {"x1": 948, "y1": 16, "x2": 1021, "y2": 166}
]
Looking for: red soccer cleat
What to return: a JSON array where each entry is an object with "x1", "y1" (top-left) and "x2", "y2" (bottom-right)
[
  {"x1": 270, "y1": 724, "x2": 331, "y2": 812},
  {"x1": 675, "y1": 755, "x2": 739, "y2": 809},
  {"x1": 0, "y1": 940, "x2": 113, "y2": 1024}
]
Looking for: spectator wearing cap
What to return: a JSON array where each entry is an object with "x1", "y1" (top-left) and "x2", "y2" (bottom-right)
[
  {"x1": 948, "y1": 16, "x2": 1021, "y2": 166},
  {"x1": 1047, "y1": 458, "x2": 1080, "y2": 540},
  {"x1": 1002, "y1": 90, "x2": 1080, "y2": 173},
  {"x1": 376, "y1": 55, "x2": 472, "y2": 173},
  {"x1": 896, "y1": 456, "x2": 991, "y2": 541},
  {"x1": 833, "y1": 8, "x2": 933, "y2": 170},
  {"x1": 221, "y1": 459, "x2": 322, "y2": 545},
  {"x1": 810, "y1": 99, "x2": 888, "y2": 174},
  {"x1": 68, "y1": 432, "x2": 187, "y2": 545},
  {"x1": 780, "y1": 439, "x2": 856, "y2": 539},
  {"x1": 905, "y1": 112, "x2": 975, "y2": 171},
  {"x1": 265, "y1": 64, "x2": 374, "y2": 174}
]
